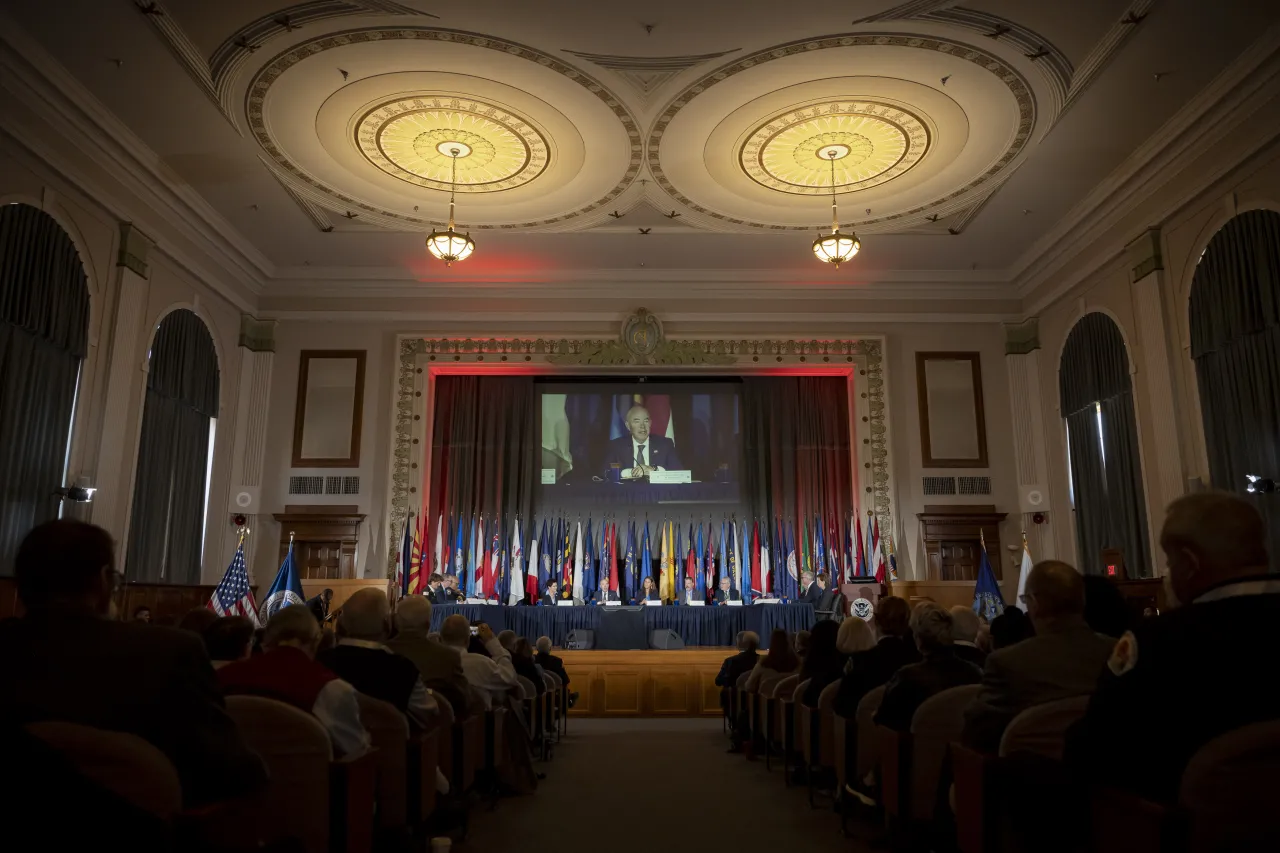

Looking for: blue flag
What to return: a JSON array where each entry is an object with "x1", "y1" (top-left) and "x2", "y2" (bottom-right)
[
  {"x1": 539, "y1": 517, "x2": 551, "y2": 595},
  {"x1": 641, "y1": 519, "x2": 652, "y2": 595},
  {"x1": 786, "y1": 518, "x2": 798, "y2": 600},
  {"x1": 398, "y1": 513, "x2": 414, "y2": 597},
  {"x1": 814, "y1": 514, "x2": 826, "y2": 578},
  {"x1": 972, "y1": 537, "x2": 1006, "y2": 622},
  {"x1": 718, "y1": 520, "x2": 728, "y2": 589},
  {"x1": 466, "y1": 515, "x2": 477, "y2": 598},
  {"x1": 625, "y1": 519, "x2": 637, "y2": 596},
  {"x1": 261, "y1": 541, "x2": 306, "y2": 620},
  {"x1": 583, "y1": 517, "x2": 595, "y2": 596}
]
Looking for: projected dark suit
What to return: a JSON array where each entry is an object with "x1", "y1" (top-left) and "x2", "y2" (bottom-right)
[{"x1": 603, "y1": 434, "x2": 683, "y2": 473}]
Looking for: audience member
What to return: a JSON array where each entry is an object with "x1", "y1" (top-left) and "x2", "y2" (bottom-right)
[
  {"x1": 833, "y1": 595, "x2": 920, "y2": 717},
  {"x1": 0, "y1": 520, "x2": 266, "y2": 807},
  {"x1": 963, "y1": 560, "x2": 1114, "y2": 752},
  {"x1": 132, "y1": 605, "x2": 151, "y2": 623},
  {"x1": 793, "y1": 629, "x2": 812, "y2": 660},
  {"x1": 534, "y1": 636, "x2": 579, "y2": 707},
  {"x1": 438, "y1": 616, "x2": 519, "y2": 708},
  {"x1": 988, "y1": 607, "x2": 1035, "y2": 650},
  {"x1": 949, "y1": 606, "x2": 987, "y2": 668},
  {"x1": 875, "y1": 602, "x2": 981, "y2": 731},
  {"x1": 388, "y1": 595, "x2": 473, "y2": 717},
  {"x1": 716, "y1": 631, "x2": 761, "y2": 752},
  {"x1": 1067, "y1": 493, "x2": 1280, "y2": 802},
  {"x1": 1082, "y1": 574, "x2": 1132, "y2": 638},
  {"x1": 177, "y1": 607, "x2": 218, "y2": 635},
  {"x1": 218, "y1": 604, "x2": 370, "y2": 758},
  {"x1": 798, "y1": 620, "x2": 850, "y2": 706},
  {"x1": 318, "y1": 588, "x2": 439, "y2": 727},
  {"x1": 202, "y1": 615, "x2": 255, "y2": 668},
  {"x1": 511, "y1": 638, "x2": 546, "y2": 697},
  {"x1": 744, "y1": 628, "x2": 800, "y2": 691}
]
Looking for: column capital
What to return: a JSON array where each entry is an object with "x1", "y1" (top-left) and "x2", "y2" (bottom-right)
[
  {"x1": 1004, "y1": 317, "x2": 1040, "y2": 355},
  {"x1": 238, "y1": 315, "x2": 276, "y2": 352},
  {"x1": 117, "y1": 222, "x2": 153, "y2": 279},
  {"x1": 1126, "y1": 227, "x2": 1164, "y2": 283}
]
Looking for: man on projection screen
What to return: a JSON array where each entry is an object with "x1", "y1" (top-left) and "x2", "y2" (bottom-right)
[{"x1": 603, "y1": 405, "x2": 683, "y2": 479}]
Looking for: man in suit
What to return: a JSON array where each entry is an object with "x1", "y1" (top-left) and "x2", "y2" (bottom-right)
[
  {"x1": 603, "y1": 405, "x2": 683, "y2": 479},
  {"x1": 591, "y1": 579, "x2": 620, "y2": 604},
  {"x1": 798, "y1": 571, "x2": 822, "y2": 605},
  {"x1": 427, "y1": 572, "x2": 449, "y2": 605},
  {"x1": 0, "y1": 520, "x2": 267, "y2": 807},
  {"x1": 876, "y1": 603, "x2": 982, "y2": 731},
  {"x1": 677, "y1": 576, "x2": 701, "y2": 605},
  {"x1": 715, "y1": 576, "x2": 742, "y2": 604},
  {"x1": 949, "y1": 605, "x2": 988, "y2": 668},
  {"x1": 1066, "y1": 493, "x2": 1280, "y2": 803},
  {"x1": 534, "y1": 636, "x2": 578, "y2": 707},
  {"x1": 962, "y1": 560, "x2": 1113, "y2": 752},
  {"x1": 541, "y1": 581, "x2": 559, "y2": 605},
  {"x1": 306, "y1": 588, "x2": 333, "y2": 623},
  {"x1": 442, "y1": 574, "x2": 465, "y2": 602},
  {"x1": 388, "y1": 595, "x2": 476, "y2": 718}
]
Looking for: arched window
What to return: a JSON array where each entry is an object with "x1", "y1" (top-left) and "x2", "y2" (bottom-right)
[
  {"x1": 1190, "y1": 209, "x2": 1280, "y2": 565},
  {"x1": 1059, "y1": 312, "x2": 1151, "y2": 576},
  {"x1": 0, "y1": 203, "x2": 89, "y2": 573},
  {"x1": 126, "y1": 309, "x2": 219, "y2": 583}
]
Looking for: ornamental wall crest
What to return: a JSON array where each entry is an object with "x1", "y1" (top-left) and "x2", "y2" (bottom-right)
[{"x1": 548, "y1": 308, "x2": 736, "y2": 366}]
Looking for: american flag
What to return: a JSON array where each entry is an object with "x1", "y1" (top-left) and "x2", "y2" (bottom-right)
[{"x1": 208, "y1": 540, "x2": 259, "y2": 625}]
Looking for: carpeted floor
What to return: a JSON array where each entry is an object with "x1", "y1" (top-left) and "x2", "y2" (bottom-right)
[{"x1": 456, "y1": 718, "x2": 867, "y2": 853}]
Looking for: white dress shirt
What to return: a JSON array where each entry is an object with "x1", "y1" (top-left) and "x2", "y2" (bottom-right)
[{"x1": 448, "y1": 637, "x2": 519, "y2": 708}]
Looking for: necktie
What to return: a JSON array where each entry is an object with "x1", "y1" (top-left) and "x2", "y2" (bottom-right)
[{"x1": 635, "y1": 444, "x2": 645, "y2": 466}]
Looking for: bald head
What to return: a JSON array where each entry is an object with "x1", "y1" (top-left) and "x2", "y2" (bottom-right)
[
  {"x1": 1162, "y1": 492, "x2": 1269, "y2": 604},
  {"x1": 1024, "y1": 560, "x2": 1085, "y2": 622},
  {"x1": 624, "y1": 406, "x2": 651, "y2": 442},
  {"x1": 439, "y1": 614, "x2": 471, "y2": 648},
  {"x1": 948, "y1": 605, "x2": 981, "y2": 643},
  {"x1": 395, "y1": 595, "x2": 433, "y2": 632},
  {"x1": 338, "y1": 588, "x2": 391, "y2": 641}
]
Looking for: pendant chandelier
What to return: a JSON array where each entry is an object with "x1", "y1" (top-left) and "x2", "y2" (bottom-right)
[
  {"x1": 425, "y1": 144, "x2": 476, "y2": 266},
  {"x1": 811, "y1": 146, "x2": 860, "y2": 268}
]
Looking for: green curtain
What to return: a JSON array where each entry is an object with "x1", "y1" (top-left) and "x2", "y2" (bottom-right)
[
  {"x1": 125, "y1": 310, "x2": 220, "y2": 583},
  {"x1": 1190, "y1": 209, "x2": 1280, "y2": 568},
  {"x1": 1059, "y1": 312, "x2": 1151, "y2": 576},
  {"x1": 0, "y1": 204, "x2": 89, "y2": 574}
]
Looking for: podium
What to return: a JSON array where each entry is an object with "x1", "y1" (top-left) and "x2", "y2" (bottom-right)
[
  {"x1": 595, "y1": 606, "x2": 648, "y2": 650},
  {"x1": 840, "y1": 579, "x2": 885, "y2": 621}
]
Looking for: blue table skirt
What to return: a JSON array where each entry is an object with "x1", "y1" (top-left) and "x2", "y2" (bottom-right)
[{"x1": 428, "y1": 603, "x2": 813, "y2": 649}]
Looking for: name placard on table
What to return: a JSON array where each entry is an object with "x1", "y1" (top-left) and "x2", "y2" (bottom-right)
[
  {"x1": 556, "y1": 600, "x2": 575, "y2": 607},
  {"x1": 643, "y1": 599, "x2": 664, "y2": 607},
  {"x1": 604, "y1": 600, "x2": 621, "y2": 606},
  {"x1": 725, "y1": 600, "x2": 744, "y2": 607},
  {"x1": 648, "y1": 470, "x2": 692, "y2": 484},
  {"x1": 684, "y1": 600, "x2": 706, "y2": 607}
]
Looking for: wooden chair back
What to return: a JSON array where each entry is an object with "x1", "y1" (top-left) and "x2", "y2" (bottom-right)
[
  {"x1": 225, "y1": 695, "x2": 333, "y2": 853},
  {"x1": 879, "y1": 725, "x2": 909, "y2": 818},
  {"x1": 816, "y1": 680, "x2": 841, "y2": 768},
  {"x1": 1180, "y1": 720, "x2": 1280, "y2": 852},
  {"x1": 355, "y1": 693, "x2": 409, "y2": 830},
  {"x1": 25, "y1": 721, "x2": 183, "y2": 819},
  {"x1": 854, "y1": 684, "x2": 888, "y2": 786},
  {"x1": 909, "y1": 683, "x2": 981, "y2": 822},
  {"x1": 998, "y1": 695, "x2": 1090, "y2": 759}
]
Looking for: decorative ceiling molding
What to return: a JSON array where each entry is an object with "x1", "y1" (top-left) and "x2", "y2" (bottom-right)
[
  {"x1": 131, "y1": 0, "x2": 238, "y2": 130},
  {"x1": 209, "y1": 1, "x2": 430, "y2": 129},
  {"x1": 1064, "y1": 0, "x2": 1159, "y2": 112},
  {"x1": 561, "y1": 48, "x2": 741, "y2": 104},
  {"x1": 854, "y1": 0, "x2": 961, "y2": 24},
  {"x1": 262, "y1": 158, "x2": 335, "y2": 232},
  {"x1": 245, "y1": 27, "x2": 642, "y2": 231},
  {"x1": 647, "y1": 33, "x2": 1037, "y2": 231}
]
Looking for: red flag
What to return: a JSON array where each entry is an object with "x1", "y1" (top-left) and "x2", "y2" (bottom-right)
[
  {"x1": 684, "y1": 536, "x2": 696, "y2": 582},
  {"x1": 750, "y1": 520, "x2": 762, "y2": 593},
  {"x1": 407, "y1": 512, "x2": 427, "y2": 594}
]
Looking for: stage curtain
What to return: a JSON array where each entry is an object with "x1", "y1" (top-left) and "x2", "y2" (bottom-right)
[
  {"x1": 741, "y1": 376, "x2": 852, "y2": 585},
  {"x1": 1190, "y1": 209, "x2": 1280, "y2": 567},
  {"x1": 0, "y1": 204, "x2": 89, "y2": 575},
  {"x1": 125, "y1": 310, "x2": 219, "y2": 584},
  {"x1": 1059, "y1": 312, "x2": 1151, "y2": 576},
  {"x1": 428, "y1": 375, "x2": 538, "y2": 543}
]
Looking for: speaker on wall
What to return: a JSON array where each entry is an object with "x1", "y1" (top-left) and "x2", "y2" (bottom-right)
[
  {"x1": 649, "y1": 629, "x2": 684, "y2": 650},
  {"x1": 565, "y1": 629, "x2": 595, "y2": 650}
]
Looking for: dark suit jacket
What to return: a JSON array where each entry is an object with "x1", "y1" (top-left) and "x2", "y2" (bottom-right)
[
  {"x1": 676, "y1": 589, "x2": 702, "y2": 605},
  {"x1": 715, "y1": 649, "x2": 760, "y2": 688},
  {"x1": 834, "y1": 635, "x2": 921, "y2": 717},
  {"x1": 714, "y1": 588, "x2": 742, "y2": 604},
  {"x1": 1065, "y1": 584, "x2": 1280, "y2": 802},
  {"x1": 541, "y1": 593, "x2": 559, "y2": 606},
  {"x1": 875, "y1": 647, "x2": 982, "y2": 731},
  {"x1": 0, "y1": 611, "x2": 266, "y2": 807},
  {"x1": 603, "y1": 434, "x2": 683, "y2": 473},
  {"x1": 815, "y1": 589, "x2": 844, "y2": 617},
  {"x1": 953, "y1": 642, "x2": 988, "y2": 669},
  {"x1": 535, "y1": 651, "x2": 571, "y2": 688},
  {"x1": 386, "y1": 629, "x2": 470, "y2": 716},
  {"x1": 799, "y1": 583, "x2": 822, "y2": 605},
  {"x1": 962, "y1": 617, "x2": 1113, "y2": 753},
  {"x1": 591, "y1": 590, "x2": 620, "y2": 603},
  {"x1": 430, "y1": 586, "x2": 450, "y2": 605}
]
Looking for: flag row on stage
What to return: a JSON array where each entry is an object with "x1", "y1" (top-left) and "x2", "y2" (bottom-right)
[{"x1": 393, "y1": 509, "x2": 901, "y2": 604}]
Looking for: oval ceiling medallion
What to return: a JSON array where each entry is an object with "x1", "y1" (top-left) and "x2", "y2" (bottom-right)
[
  {"x1": 741, "y1": 102, "x2": 929, "y2": 195},
  {"x1": 357, "y1": 97, "x2": 550, "y2": 193}
]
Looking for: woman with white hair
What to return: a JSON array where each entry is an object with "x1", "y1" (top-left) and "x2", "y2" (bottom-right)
[{"x1": 873, "y1": 602, "x2": 982, "y2": 731}]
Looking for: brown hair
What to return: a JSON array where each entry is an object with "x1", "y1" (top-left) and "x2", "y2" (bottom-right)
[
  {"x1": 873, "y1": 595, "x2": 911, "y2": 638},
  {"x1": 761, "y1": 629, "x2": 799, "y2": 672}
]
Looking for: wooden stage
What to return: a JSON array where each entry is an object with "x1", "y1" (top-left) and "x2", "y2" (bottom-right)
[{"x1": 559, "y1": 648, "x2": 732, "y2": 718}]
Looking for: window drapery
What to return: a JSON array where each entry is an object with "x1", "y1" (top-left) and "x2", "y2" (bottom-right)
[{"x1": 0, "y1": 204, "x2": 89, "y2": 574}]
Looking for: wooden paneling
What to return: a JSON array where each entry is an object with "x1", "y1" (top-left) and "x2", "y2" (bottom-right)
[
  {"x1": 887, "y1": 579, "x2": 1016, "y2": 612},
  {"x1": 559, "y1": 649, "x2": 734, "y2": 717},
  {"x1": 917, "y1": 505, "x2": 1007, "y2": 581},
  {"x1": 274, "y1": 508, "x2": 365, "y2": 580}
]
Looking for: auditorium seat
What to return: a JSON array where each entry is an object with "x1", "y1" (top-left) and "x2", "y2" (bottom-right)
[
  {"x1": 784, "y1": 677, "x2": 810, "y2": 786},
  {"x1": 997, "y1": 695, "x2": 1089, "y2": 759},
  {"x1": 853, "y1": 684, "x2": 887, "y2": 795},
  {"x1": 1181, "y1": 720, "x2": 1280, "y2": 852},
  {"x1": 355, "y1": 693, "x2": 410, "y2": 834},
  {"x1": 408, "y1": 711, "x2": 443, "y2": 825},
  {"x1": 226, "y1": 695, "x2": 375, "y2": 853},
  {"x1": 910, "y1": 684, "x2": 981, "y2": 825},
  {"x1": 798, "y1": 681, "x2": 841, "y2": 806}
]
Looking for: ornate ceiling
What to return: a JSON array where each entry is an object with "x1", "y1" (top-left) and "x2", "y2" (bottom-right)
[{"x1": 1, "y1": 0, "x2": 1275, "y2": 293}]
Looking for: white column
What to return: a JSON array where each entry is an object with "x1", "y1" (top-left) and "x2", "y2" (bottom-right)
[
  {"x1": 226, "y1": 317, "x2": 276, "y2": 581},
  {"x1": 1004, "y1": 320, "x2": 1056, "y2": 562},
  {"x1": 90, "y1": 225, "x2": 152, "y2": 558}
]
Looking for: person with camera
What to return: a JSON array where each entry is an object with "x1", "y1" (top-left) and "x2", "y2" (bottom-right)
[{"x1": 438, "y1": 616, "x2": 518, "y2": 709}]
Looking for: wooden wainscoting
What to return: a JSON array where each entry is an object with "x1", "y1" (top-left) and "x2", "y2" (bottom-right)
[{"x1": 558, "y1": 649, "x2": 734, "y2": 718}]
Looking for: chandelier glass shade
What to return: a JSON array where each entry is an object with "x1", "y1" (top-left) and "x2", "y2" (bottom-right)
[
  {"x1": 425, "y1": 145, "x2": 476, "y2": 266},
  {"x1": 811, "y1": 146, "x2": 860, "y2": 268}
]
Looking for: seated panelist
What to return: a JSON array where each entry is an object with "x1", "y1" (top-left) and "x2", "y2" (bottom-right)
[
  {"x1": 634, "y1": 576, "x2": 660, "y2": 603},
  {"x1": 592, "y1": 580, "x2": 620, "y2": 604},
  {"x1": 715, "y1": 577, "x2": 742, "y2": 605},
  {"x1": 676, "y1": 576, "x2": 701, "y2": 605},
  {"x1": 443, "y1": 575, "x2": 465, "y2": 602},
  {"x1": 603, "y1": 406, "x2": 683, "y2": 479},
  {"x1": 541, "y1": 581, "x2": 559, "y2": 606}
]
